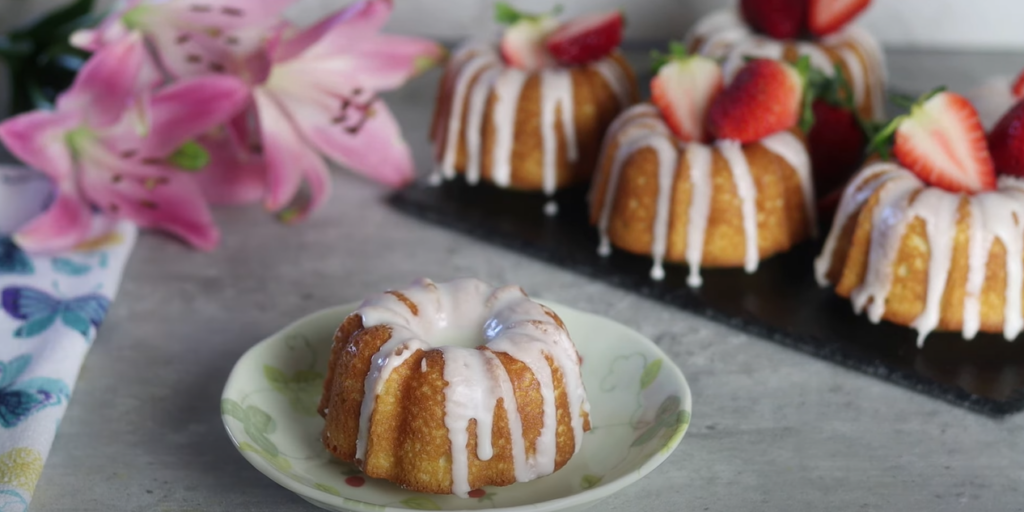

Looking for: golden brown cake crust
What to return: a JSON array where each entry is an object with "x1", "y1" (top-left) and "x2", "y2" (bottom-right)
[
  {"x1": 319, "y1": 290, "x2": 590, "y2": 495},
  {"x1": 431, "y1": 48, "x2": 637, "y2": 191},
  {"x1": 590, "y1": 107, "x2": 813, "y2": 269}
]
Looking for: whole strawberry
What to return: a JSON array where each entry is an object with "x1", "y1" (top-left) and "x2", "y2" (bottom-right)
[
  {"x1": 989, "y1": 100, "x2": 1024, "y2": 178},
  {"x1": 809, "y1": 100, "x2": 867, "y2": 195},
  {"x1": 706, "y1": 58, "x2": 808, "y2": 143},
  {"x1": 741, "y1": 0, "x2": 809, "y2": 39}
]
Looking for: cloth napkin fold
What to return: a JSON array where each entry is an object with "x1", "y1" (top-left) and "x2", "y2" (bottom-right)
[{"x1": 0, "y1": 164, "x2": 137, "y2": 511}]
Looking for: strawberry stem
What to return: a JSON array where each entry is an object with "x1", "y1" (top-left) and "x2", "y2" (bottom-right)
[
  {"x1": 494, "y1": 2, "x2": 562, "y2": 25},
  {"x1": 649, "y1": 41, "x2": 689, "y2": 72}
]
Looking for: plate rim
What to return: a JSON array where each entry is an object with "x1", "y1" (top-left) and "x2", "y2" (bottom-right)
[{"x1": 221, "y1": 299, "x2": 693, "y2": 512}]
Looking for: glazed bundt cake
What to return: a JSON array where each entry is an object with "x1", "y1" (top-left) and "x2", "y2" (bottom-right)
[
  {"x1": 430, "y1": 5, "x2": 637, "y2": 215},
  {"x1": 590, "y1": 51, "x2": 816, "y2": 286},
  {"x1": 685, "y1": 1, "x2": 887, "y2": 196},
  {"x1": 318, "y1": 278, "x2": 590, "y2": 496},
  {"x1": 685, "y1": 7, "x2": 886, "y2": 123},
  {"x1": 816, "y1": 90, "x2": 1024, "y2": 343}
]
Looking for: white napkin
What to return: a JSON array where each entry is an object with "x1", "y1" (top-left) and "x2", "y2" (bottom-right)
[{"x1": 0, "y1": 164, "x2": 137, "y2": 511}]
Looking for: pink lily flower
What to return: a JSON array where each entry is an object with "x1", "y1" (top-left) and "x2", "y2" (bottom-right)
[
  {"x1": 0, "y1": 34, "x2": 250, "y2": 252},
  {"x1": 82, "y1": 0, "x2": 442, "y2": 219}
]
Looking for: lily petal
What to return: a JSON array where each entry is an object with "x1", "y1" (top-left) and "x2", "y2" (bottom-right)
[
  {"x1": 13, "y1": 188, "x2": 93, "y2": 254},
  {"x1": 77, "y1": 138, "x2": 221, "y2": 250},
  {"x1": 141, "y1": 75, "x2": 250, "y2": 156},
  {"x1": 174, "y1": 0, "x2": 299, "y2": 32},
  {"x1": 69, "y1": 0, "x2": 141, "y2": 51},
  {"x1": 274, "y1": 91, "x2": 414, "y2": 187},
  {"x1": 58, "y1": 32, "x2": 148, "y2": 127},
  {"x1": 193, "y1": 131, "x2": 266, "y2": 205},
  {"x1": 253, "y1": 89, "x2": 331, "y2": 216},
  {"x1": 273, "y1": 34, "x2": 442, "y2": 94},
  {"x1": 0, "y1": 110, "x2": 79, "y2": 180},
  {"x1": 274, "y1": 0, "x2": 393, "y2": 62}
]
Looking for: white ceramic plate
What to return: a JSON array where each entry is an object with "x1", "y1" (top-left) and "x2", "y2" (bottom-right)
[{"x1": 221, "y1": 300, "x2": 692, "y2": 512}]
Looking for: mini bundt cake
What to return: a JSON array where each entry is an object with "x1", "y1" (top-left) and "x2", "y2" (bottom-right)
[
  {"x1": 685, "y1": 1, "x2": 887, "y2": 196},
  {"x1": 816, "y1": 89, "x2": 1024, "y2": 344},
  {"x1": 430, "y1": 5, "x2": 637, "y2": 215},
  {"x1": 318, "y1": 278, "x2": 590, "y2": 496},
  {"x1": 685, "y1": 7, "x2": 886, "y2": 123},
  {"x1": 590, "y1": 50, "x2": 816, "y2": 286}
]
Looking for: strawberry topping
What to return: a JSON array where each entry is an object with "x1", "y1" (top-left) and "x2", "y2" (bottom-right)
[
  {"x1": 649, "y1": 43, "x2": 723, "y2": 142},
  {"x1": 706, "y1": 58, "x2": 808, "y2": 143},
  {"x1": 808, "y1": 0, "x2": 871, "y2": 37},
  {"x1": 546, "y1": 11, "x2": 624, "y2": 66},
  {"x1": 871, "y1": 90, "x2": 996, "y2": 193},
  {"x1": 495, "y1": 3, "x2": 560, "y2": 70},
  {"x1": 740, "y1": 0, "x2": 809, "y2": 40},
  {"x1": 988, "y1": 100, "x2": 1024, "y2": 178}
]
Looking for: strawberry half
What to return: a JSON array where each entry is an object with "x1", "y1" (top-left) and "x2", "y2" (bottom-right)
[
  {"x1": 649, "y1": 43, "x2": 723, "y2": 142},
  {"x1": 808, "y1": 0, "x2": 871, "y2": 37},
  {"x1": 741, "y1": 0, "x2": 809, "y2": 40},
  {"x1": 545, "y1": 11, "x2": 624, "y2": 66},
  {"x1": 1012, "y1": 68, "x2": 1024, "y2": 99},
  {"x1": 873, "y1": 90, "x2": 996, "y2": 193},
  {"x1": 706, "y1": 58, "x2": 807, "y2": 143},
  {"x1": 988, "y1": 100, "x2": 1024, "y2": 178},
  {"x1": 496, "y1": 3, "x2": 559, "y2": 70}
]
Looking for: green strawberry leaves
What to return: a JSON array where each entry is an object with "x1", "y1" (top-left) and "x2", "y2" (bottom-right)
[{"x1": 494, "y1": 2, "x2": 562, "y2": 25}]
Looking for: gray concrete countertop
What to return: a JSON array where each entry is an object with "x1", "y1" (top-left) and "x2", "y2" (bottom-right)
[{"x1": 29, "y1": 49, "x2": 1024, "y2": 512}]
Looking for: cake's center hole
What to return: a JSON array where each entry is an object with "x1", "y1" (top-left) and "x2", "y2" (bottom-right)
[{"x1": 432, "y1": 325, "x2": 485, "y2": 348}]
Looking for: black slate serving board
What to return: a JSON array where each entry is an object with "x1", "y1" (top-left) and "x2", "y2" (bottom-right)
[{"x1": 390, "y1": 179, "x2": 1024, "y2": 417}]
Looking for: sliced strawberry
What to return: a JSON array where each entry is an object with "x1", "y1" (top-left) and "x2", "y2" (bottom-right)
[
  {"x1": 496, "y1": 3, "x2": 559, "y2": 70},
  {"x1": 1012, "y1": 68, "x2": 1024, "y2": 99},
  {"x1": 649, "y1": 44, "x2": 723, "y2": 142},
  {"x1": 809, "y1": 100, "x2": 867, "y2": 196},
  {"x1": 706, "y1": 58, "x2": 806, "y2": 143},
  {"x1": 741, "y1": 0, "x2": 809, "y2": 39},
  {"x1": 988, "y1": 100, "x2": 1024, "y2": 178},
  {"x1": 889, "y1": 91, "x2": 996, "y2": 192},
  {"x1": 808, "y1": 0, "x2": 871, "y2": 37},
  {"x1": 545, "y1": 11, "x2": 624, "y2": 66}
]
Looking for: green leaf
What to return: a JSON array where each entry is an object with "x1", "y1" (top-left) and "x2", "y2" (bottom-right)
[
  {"x1": 238, "y1": 441, "x2": 292, "y2": 472},
  {"x1": 401, "y1": 497, "x2": 442, "y2": 510},
  {"x1": 264, "y1": 365, "x2": 290, "y2": 386},
  {"x1": 655, "y1": 395, "x2": 682, "y2": 421},
  {"x1": 580, "y1": 474, "x2": 603, "y2": 489},
  {"x1": 245, "y1": 405, "x2": 273, "y2": 433},
  {"x1": 13, "y1": 0, "x2": 95, "y2": 41},
  {"x1": 639, "y1": 359, "x2": 662, "y2": 390},
  {"x1": 167, "y1": 141, "x2": 210, "y2": 171},
  {"x1": 220, "y1": 398, "x2": 246, "y2": 422},
  {"x1": 630, "y1": 423, "x2": 662, "y2": 447},
  {"x1": 314, "y1": 483, "x2": 342, "y2": 496},
  {"x1": 292, "y1": 369, "x2": 323, "y2": 385},
  {"x1": 494, "y1": 2, "x2": 524, "y2": 24},
  {"x1": 650, "y1": 41, "x2": 689, "y2": 72}
]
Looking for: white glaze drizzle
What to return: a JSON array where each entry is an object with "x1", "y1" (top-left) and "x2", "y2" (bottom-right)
[
  {"x1": 440, "y1": 51, "x2": 501, "y2": 180},
  {"x1": 684, "y1": 144, "x2": 714, "y2": 287},
  {"x1": 593, "y1": 107, "x2": 814, "y2": 283},
  {"x1": 490, "y1": 69, "x2": 529, "y2": 187},
  {"x1": 465, "y1": 67, "x2": 502, "y2": 185},
  {"x1": 352, "y1": 278, "x2": 588, "y2": 497},
  {"x1": 759, "y1": 131, "x2": 818, "y2": 236},
  {"x1": 435, "y1": 46, "x2": 631, "y2": 213},
  {"x1": 717, "y1": 139, "x2": 760, "y2": 273},
  {"x1": 540, "y1": 70, "x2": 577, "y2": 199},
  {"x1": 816, "y1": 166, "x2": 1024, "y2": 343}
]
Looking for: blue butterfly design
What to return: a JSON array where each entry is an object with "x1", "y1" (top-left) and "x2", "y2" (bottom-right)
[
  {"x1": 0, "y1": 354, "x2": 69, "y2": 429},
  {"x1": 0, "y1": 238, "x2": 32, "y2": 276},
  {"x1": 1, "y1": 286, "x2": 109, "y2": 340}
]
